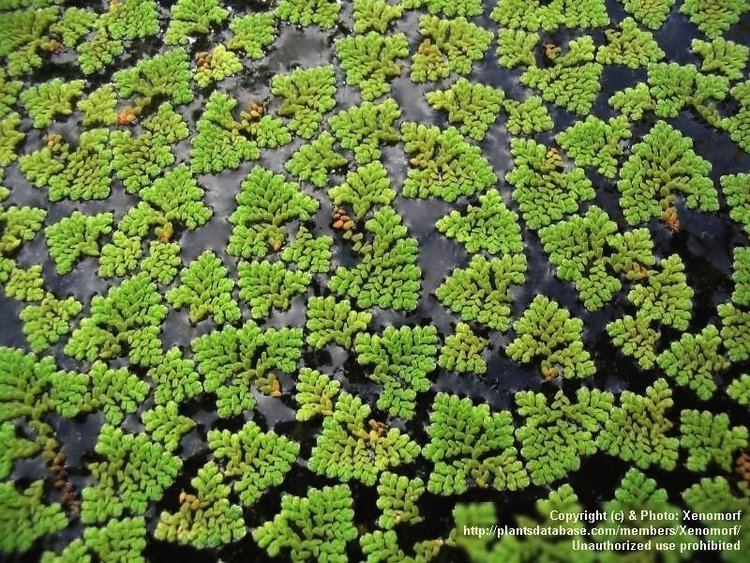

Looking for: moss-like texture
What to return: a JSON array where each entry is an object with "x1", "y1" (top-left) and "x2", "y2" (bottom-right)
[{"x1": 1, "y1": 4, "x2": 748, "y2": 562}]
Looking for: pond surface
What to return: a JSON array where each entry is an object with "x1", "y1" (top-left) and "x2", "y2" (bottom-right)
[{"x1": 1, "y1": 0, "x2": 749, "y2": 561}]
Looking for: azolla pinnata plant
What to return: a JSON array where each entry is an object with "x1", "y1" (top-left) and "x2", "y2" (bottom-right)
[{"x1": 1, "y1": 2, "x2": 749, "y2": 562}]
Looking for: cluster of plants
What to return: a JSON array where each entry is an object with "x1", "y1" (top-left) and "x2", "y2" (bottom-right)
[
  {"x1": 539, "y1": 205, "x2": 655, "y2": 310},
  {"x1": 1, "y1": 1, "x2": 749, "y2": 562},
  {"x1": 190, "y1": 92, "x2": 291, "y2": 174},
  {"x1": 401, "y1": 123, "x2": 496, "y2": 202},
  {"x1": 520, "y1": 36, "x2": 603, "y2": 115},
  {"x1": 410, "y1": 16, "x2": 493, "y2": 83}
]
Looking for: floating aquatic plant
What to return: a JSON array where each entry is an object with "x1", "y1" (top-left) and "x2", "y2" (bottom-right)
[
  {"x1": 680, "y1": 409, "x2": 747, "y2": 471},
  {"x1": 721, "y1": 173, "x2": 750, "y2": 233},
  {"x1": 0, "y1": 70, "x2": 22, "y2": 117},
  {"x1": 167, "y1": 250, "x2": 241, "y2": 325},
  {"x1": 253, "y1": 484, "x2": 356, "y2": 562},
  {"x1": 597, "y1": 377, "x2": 679, "y2": 470},
  {"x1": 77, "y1": 27, "x2": 124, "y2": 75},
  {"x1": 410, "y1": 16, "x2": 492, "y2": 83},
  {"x1": 190, "y1": 91, "x2": 291, "y2": 174},
  {"x1": 142, "y1": 401, "x2": 195, "y2": 452},
  {"x1": 309, "y1": 392, "x2": 421, "y2": 484},
  {"x1": 505, "y1": 138, "x2": 594, "y2": 230},
  {"x1": 506, "y1": 295, "x2": 596, "y2": 380},
  {"x1": 276, "y1": 0, "x2": 341, "y2": 29},
  {"x1": 51, "y1": 9, "x2": 99, "y2": 50},
  {"x1": 329, "y1": 162, "x2": 396, "y2": 220},
  {"x1": 435, "y1": 189, "x2": 523, "y2": 255},
  {"x1": 617, "y1": 120, "x2": 718, "y2": 225},
  {"x1": 43, "y1": 517, "x2": 148, "y2": 562},
  {"x1": 208, "y1": 421, "x2": 299, "y2": 507},
  {"x1": 503, "y1": 96, "x2": 553, "y2": 136},
  {"x1": 436, "y1": 254, "x2": 527, "y2": 331},
  {"x1": 401, "y1": 123, "x2": 496, "y2": 202},
  {"x1": 81, "y1": 425, "x2": 182, "y2": 524},
  {"x1": 0, "y1": 3, "x2": 748, "y2": 559},
  {"x1": 97, "y1": 231, "x2": 142, "y2": 279},
  {"x1": 491, "y1": 0, "x2": 609, "y2": 31},
  {"x1": 21, "y1": 129, "x2": 112, "y2": 202},
  {"x1": 606, "y1": 314, "x2": 659, "y2": 369},
  {"x1": 294, "y1": 367, "x2": 341, "y2": 421},
  {"x1": 619, "y1": 0, "x2": 675, "y2": 29},
  {"x1": 598, "y1": 468, "x2": 696, "y2": 556},
  {"x1": 516, "y1": 387, "x2": 613, "y2": 486},
  {"x1": 285, "y1": 131, "x2": 347, "y2": 188},
  {"x1": 147, "y1": 346, "x2": 202, "y2": 405},
  {"x1": 609, "y1": 82, "x2": 656, "y2": 120},
  {"x1": 4, "y1": 264, "x2": 44, "y2": 302},
  {"x1": 135, "y1": 164, "x2": 212, "y2": 236},
  {"x1": 496, "y1": 29, "x2": 538, "y2": 68},
  {"x1": 21, "y1": 78, "x2": 83, "y2": 128},
  {"x1": 728, "y1": 374, "x2": 750, "y2": 406},
  {"x1": 423, "y1": 393, "x2": 528, "y2": 495},
  {"x1": 272, "y1": 65, "x2": 337, "y2": 140},
  {"x1": 692, "y1": 37, "x2": 749, "y2": 81},
  {"x1": 44, "y1": 211, "x2": 113, "y2": 275},
  {"x1": 723, "y1": 81, "x2": 750, "y2": 153},
  {"x1": 17, "y1": 309, "x2": 70, "y2": 361},
  {"x1": 718, "y1": 301, "x2": 750, "y2": 363},
  {"x1": 1, "y1": 203, "x2": 46, "y2": 255},
  {"x1": 438, "y1": 323, "x2": 487, "y2": 375},
  {"x1": 306, "y1": 296, "x2": 371, "y2": 349},
  {"x1": 228, "y1": 166, "x2": 318, "y2": 259},
  {"x1": 539, "y1": 206, "x2": 654, "y2": 310},
  {"x1": 680, "y1": 0, "x2": 749, "y2": 38},
  {"x1": 353, "y1": 0, "x2": 403, "y2": 33},
  {"x1": 449, "y1": 484, "x2": 584, "y2": 561},
  {"x1": 646, "y1": 62, "x2": 729, "y2": 125},
  {"x1": 555, "y1": 116, "x2": 631, "y2": 178},
  {"x1": 360, "y1": 530, "x2": 442, "y2": 563},
  {"x1": 329, "y1": 98, "x2": 401, "y2": 163},
  {"x1": 657, "y1": 324, "x2": 729, "y2": 400},
  {"x1": 336, "y1": 32, "x2": 409, "y2": 101},
  {"x1": 77, "y1": 85, "x2": 117, "y2": 127},
  {"x1": 155, "y1": 462, "x2": 245, "y2": 549},
  {"x1": 354, "y1": 325, "x2": 438, "y2": 418},
  {"x1": 280, "y1": 227, "x2": 332, "y2": 273},
  {"x1": 0, "y1": 113, "x2": 23, "y2": 166},
  {"x1": 101, "y1": 0, "x2": 159, "y2": 41},
  {"x1": 114, "y1": 49, "x2": 194, "y2": 113},
  {"x1": 329, "y1": 206, "x2": 421, "y2": 311},
  {"x1": 682, "y1": 477, "x2": 749, "y2": 563},
  {"x1": 65, "y1": 273, "x2": 166, "y2": 367},
  {"x1": 376, "y1": 472, "x2": 424, "y2": 529},
  {"x1": 237, "y1": 259, "x2": 311, "y2": 319},
  {"x1": 0, "y1": 347, "x2": 88, "y2": 422},
  {"x1": 521, "y1": 36, "x2": 603, "y2": 115},
  {"x1": 0, "y1": 7, "x2": 58, "y2": 77},
  {"x1": 192, "y1": 321, "x2": 302, "y2": 416},
  {"x1": 426, "y1": 79, "x2": 504, "y2": 141},
  {"x1": 404, "y1": 0, "x2": 482, "y2": 16},
  {"x1": 0, "y1": 480, "x2": 67, "y2": 553},
  {"x1": 628, "y1": 254, "x2": 693, "y2": 331},
  {"x1": 227, "y1": 13, "x2": 276, "y2": 58},
  {"x1": 165, "y1": 0, "x2": 228, "y2": 45},
  {"x1": 111, "y1": 103, "x2": 189, "y2": 194},
  {"x1": 596, "y1": 17, "x2": 664, "y2": 68},
  {"x1": 193, "y1": 45, "x2": 243, "y2": 88},
  {"x1": 88, "y1": 360, "x2": 149, "y2": 425},
  {"x1": 730, "y1": 247, "x2": 750, "y2": 306}
]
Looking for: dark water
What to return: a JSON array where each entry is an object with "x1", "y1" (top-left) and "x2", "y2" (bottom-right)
[{"x1": 1, "y1": 0, "x2": 749, "y2": 561}]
